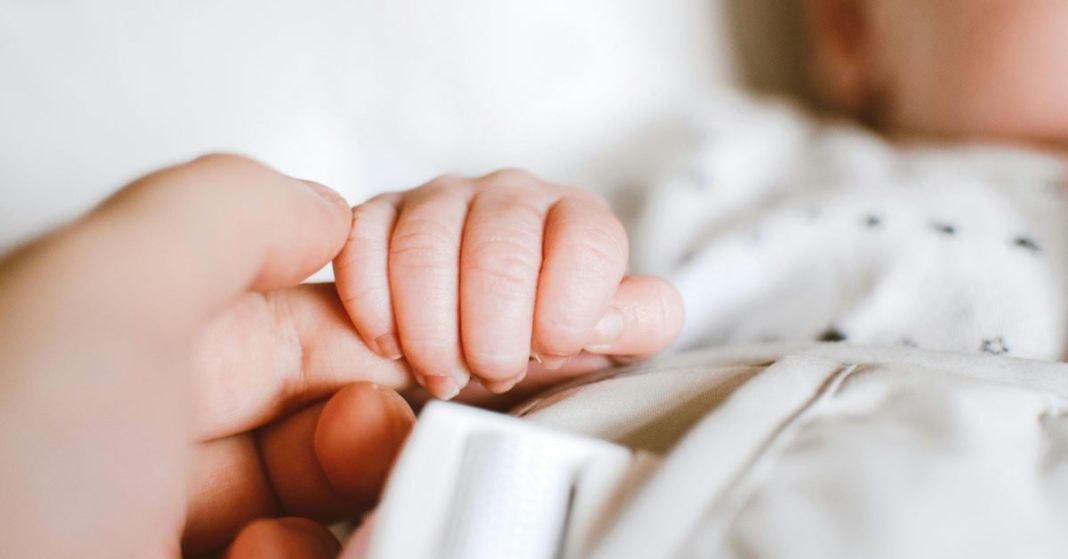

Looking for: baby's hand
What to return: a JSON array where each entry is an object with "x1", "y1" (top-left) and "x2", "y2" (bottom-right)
[{"x1": 333, "y1": 170, "x2": 683, "y2": 399}]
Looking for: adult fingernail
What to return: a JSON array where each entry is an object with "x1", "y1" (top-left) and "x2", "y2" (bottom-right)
[
  {"x1": 301, "y1": 179, "x2": 347, "y2": 207},
  {"x1": 587, "y1": 308, "x2": 625, "y2": 348},
  {"x1": 425, "y1": 375, "x2": 460, "y2": 400},
  {"x1": 374, "y1": 333, "x2": 403, "y2": 360}
]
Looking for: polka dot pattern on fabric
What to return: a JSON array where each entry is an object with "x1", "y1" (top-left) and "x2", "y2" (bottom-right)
[
  {"x1": 819, "y1": 328, "x2": 847, "y2": 343},
  {"x1": 931, "y1": 223, "x2": 957, "y2": 236},
  {"x1": 981, "y1": 338, "x2": 1010, "y2": 356},
  {"x1": 632, "y1": 94, "x2": 1068, "y2": 361}
]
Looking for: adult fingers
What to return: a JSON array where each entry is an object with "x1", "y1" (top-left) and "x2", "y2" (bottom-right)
[
  {"x1": 113, "y1": 154, "x2": 351, "y2": 299},
  {"x1": 190, "y1": 283, "x2": 411, "y2": 441},
  {"x1": 531, "y1": 190, "x2": 629, "y2": 368},
  {"x1": 334, "y1": 193, "x2": 404, "y2": 360},
  {"x1": 460, "y1": 173, "x2": 554, "y2": 389},
  {"x1": 583, "y1": 275, "x2": 685, "y2": 359},
  {"x1": 0, "y1": 153, "x2": 351, "y2": 558},
  {"x1": 224, "y1": 518, "x2": 340, "y2": 559},
  {"x1": 340, "y1": 513, "x2": 376, "y2": 559},
  {"x1": 259, "y1": 383, "x2": 412, "y2": 521},
  {"x1": 388, "y1": 177, "x2": 474, "y2": 399},
  {"x1": 314, "y1": 383, "x2": 415, "y2": 502},
  {"x1": 182, "y1": 434, "x2": 279, "y2": 555},
  {"x1": 183, "y1": 383, "x2": 414, "y2": 555},
  {"x1": 12, "y1": 153, "x2": 352, "y2": 340}
]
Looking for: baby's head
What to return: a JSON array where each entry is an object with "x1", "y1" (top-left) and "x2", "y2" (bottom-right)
[{"x1": 805, "y1": 0, "x2": 1068, "y2": 149}]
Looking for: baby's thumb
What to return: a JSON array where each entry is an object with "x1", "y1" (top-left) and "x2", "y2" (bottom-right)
[{"x1": 583, "y1": 275, "x2": 684, "y2": 359}]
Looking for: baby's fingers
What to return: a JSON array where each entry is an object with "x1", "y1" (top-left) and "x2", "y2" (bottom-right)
[
  {"x1": 532, "y1": 192, "x2": 629, "y2": 366},
  {"x1": 459, "y1": 181, "x2": 552, "y2": 389},
  {"x1": 583, "y1": 275, "x2": 684, "y2": 359},
  {"x1": 388, "y1": 180, "x2": 474, "y2": 399},
  {"x1": 334, "y1": 193, "x2": 404, "y2": 360}
]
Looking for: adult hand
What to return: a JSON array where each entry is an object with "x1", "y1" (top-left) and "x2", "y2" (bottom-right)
[{"x1": 0, "y1": 155, "x2": 416, "y2": 558}]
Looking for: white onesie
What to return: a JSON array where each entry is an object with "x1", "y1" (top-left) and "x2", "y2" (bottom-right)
[
  {"x1": 630, "y1": 93, "x2": 1068, "y2": 361},
  {"x1": 368, "y1": 94, "x2": 1068, "y2": 559}
]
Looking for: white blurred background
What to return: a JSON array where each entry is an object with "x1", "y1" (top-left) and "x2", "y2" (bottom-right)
[{"x1": 0, "y1": 0, "x2": 804, "y2": 251}]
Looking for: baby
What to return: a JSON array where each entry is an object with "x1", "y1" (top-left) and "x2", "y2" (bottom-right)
[{"x1": 333, "y1": 0, "x2": 1068, "y2": 400}]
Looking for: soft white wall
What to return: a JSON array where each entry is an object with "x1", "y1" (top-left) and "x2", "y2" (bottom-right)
[{"x1": 0, "y1": 0, "x2": 738, "y2": 250}]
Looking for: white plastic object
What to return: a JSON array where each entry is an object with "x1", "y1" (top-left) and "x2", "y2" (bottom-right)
[{"x1": 366, "y1": 401, "x2": 658, "y2": 559}]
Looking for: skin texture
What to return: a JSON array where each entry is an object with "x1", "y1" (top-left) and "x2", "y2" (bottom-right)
[
  {"x1": 0, "y1": 155, "x2": 682, "y2": 557},
  {"x1": 806, "y1": 0, "x2": 1068, "y2": 149},
  {"x1": 333, "y1": 169, "x2": 684, "y2": 399}
]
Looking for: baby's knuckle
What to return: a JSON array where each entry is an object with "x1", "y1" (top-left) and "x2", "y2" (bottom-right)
[
  {"x1": 466, "y1": 238, "x2": 541, "y2": 276},
  {"x1": 467, "y1": 267, "x2": 535, "y2": 297},
  {"x1": 484, "y1": 168, "x2": 539, "y2": 187},
  {"x1": 421, "y1": 174, "x2": 470, "y2": 194},
  {"x1": 562, "y1": 185, "x2": 608, "y2": 205},
  {"x1": 390, "y1": 225, "x2": 455, "y2": 268},
  {"x1": 509, "y1": 199, "x2": 550, "y2": 224},
  {"x1": 566, "y1": 223, "x2": 628, "y2": 269}
]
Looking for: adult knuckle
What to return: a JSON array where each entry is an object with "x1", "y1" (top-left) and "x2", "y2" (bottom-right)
[
  {"x1": 145, "y1": 153, "x2": 274, "y2": 208},
  {"x1": 172, "y1": 153, "x2": 257, "y2": 185},
  {"x1": 189, "y1": 154, "x2": 280, "y2": 189},
  {"x1": 192, "y1": 152, "x2": 256, "y2": 170}
]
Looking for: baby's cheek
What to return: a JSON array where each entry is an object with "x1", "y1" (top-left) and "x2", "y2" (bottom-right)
[{"x1": 888, "y1": 0, "x2": 1068, "y2": 144}]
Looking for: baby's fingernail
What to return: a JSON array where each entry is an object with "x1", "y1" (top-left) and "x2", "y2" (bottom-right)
[
  {"x1": 540, "y1": 355, "x2": 568, "y2": 370},
  {"x1": 451, "y1": 367, "x2": 471, "y2": 389},
  {"x1": 374, "y1": 333, "x2": 403, "y2": 360},
  {"x1": 425, "y1": 375, "x2": 460, "y2": 400},
  {"x1": 587, "y1": 308, "x2": 625, "y2": 348},
  {"x1": 531, "y1": 352, "x2": 568, "y2": 370},
  {"x1": 483, "y1": 377, "x2": 519, "y2": 394}
]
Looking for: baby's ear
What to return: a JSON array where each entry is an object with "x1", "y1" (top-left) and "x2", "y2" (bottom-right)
[{"x1": 804, "y1": 0, "x2": 880, "y2": 115}]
